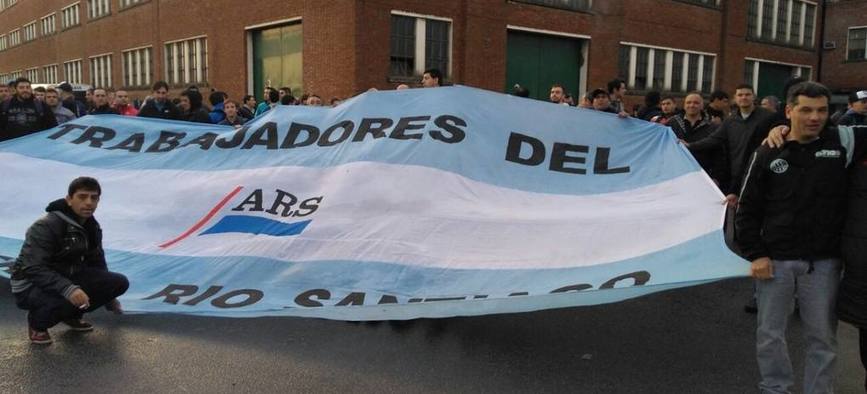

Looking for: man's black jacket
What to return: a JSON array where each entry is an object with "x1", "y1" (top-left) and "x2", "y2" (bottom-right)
[
  {"x1": 735, "y1": 126, "x2": 867, "y2": 262},
  {"x1": 688, "y1": 107, "x2": 776, "y2": 195},
  {"x1": 10, "y1": 199, "x2": 108, "y2": 300}
]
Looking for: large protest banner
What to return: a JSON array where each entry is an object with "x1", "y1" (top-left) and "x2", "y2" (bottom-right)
[{"x1": 0, "y1": 86, "x2": 747, "y2": 320}]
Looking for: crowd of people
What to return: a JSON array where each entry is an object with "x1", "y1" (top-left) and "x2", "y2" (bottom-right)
[
  {"x1": 0, "y1": 69, "x2": 453, "y2": 142},
  {"x1": 3, "y1": 66, "x2": 867, "y2": 393}
]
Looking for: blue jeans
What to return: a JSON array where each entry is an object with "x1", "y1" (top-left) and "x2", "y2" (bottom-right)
[{"x1": 756, "y1": 259, "x2": 841, "y2": 394}]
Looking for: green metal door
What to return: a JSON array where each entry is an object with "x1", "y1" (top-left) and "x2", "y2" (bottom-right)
[
  {"x1": 757, "y1": 62, "x2": 791, "y2": 100},
  {"x1": 252, "y1": 23, "x2": 303, "y2": 96},
  {"x1": 506, "y1": 31, "x2": 583, "y2": 101}
]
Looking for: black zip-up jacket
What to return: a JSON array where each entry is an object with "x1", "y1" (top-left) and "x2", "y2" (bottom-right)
[
  {"x1": 838, "y1": 148, "x2": 867, "y2": 327},
  {"x1": 10, "y1": 199, "x2": 108, "y2": 300},
  {"x1": 0, "y1": 96, "x2": 58, "y2": 141},
  {"x1": 688, "y1": 107, "x2": 776, "y2": 195},
  {"x1": 137, "y1": 99, "x2": 181, "y2": 120},
  {"x1": 735, "y1": 126, "x2": 867, "y2": 262},
  {"x1": 669, "y1": 114, "x2": 728, "y2": 189}
]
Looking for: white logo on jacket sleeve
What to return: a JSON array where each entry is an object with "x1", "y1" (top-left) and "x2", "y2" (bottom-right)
[{"x1": 769, "y1": 158, "x2": 789, "y2": 174}]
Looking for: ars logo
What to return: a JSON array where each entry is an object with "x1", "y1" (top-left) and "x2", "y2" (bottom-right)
[
  {"x1": 159, "y1": 186, "x2": 324, "y2": 249},
  {"x1": 769, "y1": 159, "x2": 789, "y2": 174}
]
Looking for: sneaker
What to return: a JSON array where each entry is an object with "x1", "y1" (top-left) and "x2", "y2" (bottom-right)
[
  {"x1": 62, "y1": 318, "x2": 94, "y2": 332},
  {"x1": 28, "y1": 327, "x2": 52, "y2": 345}
]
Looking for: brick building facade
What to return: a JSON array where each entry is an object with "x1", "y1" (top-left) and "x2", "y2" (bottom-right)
[
  {"x1": 0, "y1": 0, "x2": 857, "y2": 109},
  {"x1": 821, "y1": 0, "x2": 867, "y2": 102}
]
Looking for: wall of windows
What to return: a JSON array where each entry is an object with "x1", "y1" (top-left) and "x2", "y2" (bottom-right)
[
  {"x1": 511, "y1": 0, "x2": 592, "y2": 12},
  {"x1": 164, "y1": 36, "x2": 208, "y2": 85},
  {"x1": 64, "y1": 59, "x2": 83, "y2": 83},
  {"x1": 42, "y1": 13, "x2": 57, "y2": 35},
  {"x1": 43, "y1": 64, "x2": 59, "y2": 84},
  {"x1": 23, "y1": 21, "x2": 36, "y2": 42},
  {"x1": 25, "y1": 67, "x2": 38, "y2": 83},
  {"x1": 61, "y1": 3, "x2": 81, "y2": 29},
  {"x1": 88, "y1": 0, "x2": 110, "y2": 19},
  {"x1": 122, "y1": 46, "x2": 152, "y2": 88},
  {"x1": 90, "y1": 53, "x2": 112, "y2": 87},
  {"x1": 9, "y1": 29, "x2": 20, "y2": 47},
  {"x1": 747, "y1": 0, "x2": 816, "y2": 48},
  {"x1": 619, "y1": 43, "x2": 716, "y2": 93}
]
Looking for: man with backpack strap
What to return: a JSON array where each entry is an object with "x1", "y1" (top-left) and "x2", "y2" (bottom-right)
[{"x1": 0, "y1": 77, "x2": 57, "y2": 142}]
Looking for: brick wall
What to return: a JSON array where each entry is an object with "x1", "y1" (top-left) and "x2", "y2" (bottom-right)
[{"x1": 0, "y1": 0, "x2": 843, "y2": 107}]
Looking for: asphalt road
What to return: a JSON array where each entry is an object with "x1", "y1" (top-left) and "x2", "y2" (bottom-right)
[{"x1": 0, "y1": 278, "x2": 863, "y2": 394}]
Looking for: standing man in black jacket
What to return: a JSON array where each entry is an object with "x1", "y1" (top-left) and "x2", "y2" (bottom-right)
[
  {"x1": 686, "y1": 84, "x2": 776, "y2": 206},
  {"x1": 0, "y1": 77, "x2": 58, "y2": 142},
  {"x1": 10, "y1": 177, "x2": 128, "y2": 345},
  {"x1": 670, "y1": 92, "x2": 726, "y2": 189},
  {"x1": 137, "y1": 80, "x2": 180, "y2": 120},
  {"x1": 736, "y1": 82, "x2": 867, "y2": 394}
]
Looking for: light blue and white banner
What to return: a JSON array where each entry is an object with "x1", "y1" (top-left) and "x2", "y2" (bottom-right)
[{"x1": 0, "y1": 86, "x2": 747, "y2": 320}]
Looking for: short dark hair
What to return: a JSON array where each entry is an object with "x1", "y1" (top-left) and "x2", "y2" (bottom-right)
[
  {"x1": 279, "y1": 87, "x2": 292, "y2": 95},
  {"x1": 268, "y1": 89, "x2": 280, "y2": 103},
  {"x1": 209, "y1": 91, "x2": 226, "y2": 106},
  {"x1": 424, "y1": 68, "x2": 443, "y2": 85},
  {"x1": 660, "y1": 95, "x2": 676, "y2": 103},
  {"x1": 607, "y1": 78, "x2": 625, "y2": 94},
  {"x1": 550, "y1": 83, "x2": 564, "y2": 91},
  {"x1": 280, "y1": 94, "x2": 295, "y2": 105},
  {"x1": 709, "y1": 90, "x2": 729, "y2": 101},
  {"x1": 68, "y1": 177, "x2": 101, "y2": 197},
  {"x1": 224, "y1": 99, "x2": 239, "y2": 108},
  {"x1": 242, "y1": 94, "x2": 255, "y2": 104},
  {"x1": 786, "y1": 81, "x2": 831, "y2": 107},
  {"x1": 590, "y1": 88, "x2": 608, "y2": 99},
  {"x1": 782, "y1": 77, "x2": 807, "y2": 102},
  {"x1": 152, "y1": 81, "x2": 169, "y2": 92},
  {"x1": 34, "y1": 86, "x2": 46, "y2": 93},
  {"x1": 14, "y1": 77, "x2": 31, "y2": 88},
  {"x1": 734, "y1": 84, "x2": 754, "y2": 93}
]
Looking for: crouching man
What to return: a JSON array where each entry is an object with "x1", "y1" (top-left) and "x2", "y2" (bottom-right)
[{"x1": 10, "y1": 177, "x2": 128, "y2": 345}]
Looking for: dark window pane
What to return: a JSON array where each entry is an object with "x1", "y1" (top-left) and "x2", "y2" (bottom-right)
[
  {"x1": 671, "y1": 52, "x2": 684, "y2": 92},
  {"x1": 390, "y1": 15, "x2": 416, "y2": 77},
  {"x1": 618, "y1": 45, "x2": 630, "y2": 80},
  {"x1": 687, "y1": 54, "x2": 699, "y2": 91},
  {"x1": 776, "y1": 0, "x2": 788, "y2": 43},
  {"x1": 425, "y1": 19, "x2": 449, "y2": 78},
  {"x1": 744, "y1": 60, "x2": 755, "y2": 85},
  {"x1": 789, "y1": 1, "x2": 801, "y2": 45},
  {"x1": 511, "y1": 0, "x2": 591, "y2": 12},
  {"x1": 803, "y1": 4, "x2": 815, "y2": 48},
  {"x1": 652, "y1": 49, "x2": 666, "y2": 90},
  {"x1": 634, "y1": 47, "x2": 649, "y2": 91},
  {"x1": 747, "y1": 0, "x2": 759, "y2": 38},
  {"x1": 761, "y1": 0, "x2": 774, "y2": 38},
  {"x1": 702, "y1": 56, "x2": 714, "y2": 92},
  {"x1": 848, "y1": 28, "x2": 867, "y2": 61}
]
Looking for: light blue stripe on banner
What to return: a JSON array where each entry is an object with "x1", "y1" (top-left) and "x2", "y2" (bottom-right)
[
  {"x1": 199, "y1": 216, "x2": 311, "y2": 237},
  {"x1": 0, "y1": 86, "x2": 702, "y2": 196},
  {"x1": 0, "y1": 232, "x2": 747, "y2": 320}
]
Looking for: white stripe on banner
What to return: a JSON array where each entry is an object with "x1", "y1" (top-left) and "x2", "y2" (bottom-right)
[{"x1": 0, "y1": 153, "x2": 723, "y2": 270}]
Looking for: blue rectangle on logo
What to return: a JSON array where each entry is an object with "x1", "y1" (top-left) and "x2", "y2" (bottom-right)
[{"x1": 200, "y1": 215, "x2": 311, "y2": 237}]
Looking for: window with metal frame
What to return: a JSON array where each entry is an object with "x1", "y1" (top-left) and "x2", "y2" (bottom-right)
[{"x1": 389, "y1": 13, "x2": 451, "y2": 80}]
